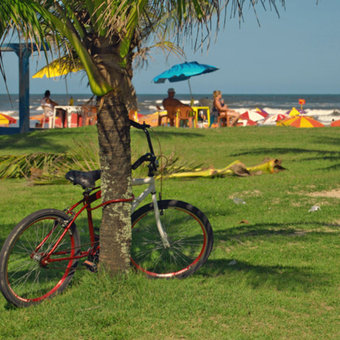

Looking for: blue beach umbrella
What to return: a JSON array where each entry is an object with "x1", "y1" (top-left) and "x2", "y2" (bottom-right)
[
  {"x1": 153, "y1": 61, "x2": 218, "y2": 99},
  {"x1": 153, "y1": 61, "x2": 218, "y2": 83}
]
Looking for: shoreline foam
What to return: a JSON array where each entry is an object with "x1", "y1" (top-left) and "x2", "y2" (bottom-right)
[{"x1": 1, "y1": 93, "x2": 339, "y2": 127}]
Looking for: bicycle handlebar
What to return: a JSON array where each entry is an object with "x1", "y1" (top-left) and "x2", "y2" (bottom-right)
[
  {"x1": 129, "y1": 119, "x2": 150, "y2": 130},
  {"x1": 129, "y1": 120, "x2": 157, "y2": 174},
  {"x1": 129, "y1": 119, "x2": 155, "y2": 158},
  {"x1": 131, "y1": 153, "x2": 155, "y2": 170}
]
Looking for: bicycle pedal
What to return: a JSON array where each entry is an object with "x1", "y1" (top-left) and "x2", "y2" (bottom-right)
[{"x1": 82, "y1": 260, "x2": 98, "y2": 273}]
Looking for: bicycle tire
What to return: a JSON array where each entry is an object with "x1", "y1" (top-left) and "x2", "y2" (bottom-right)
[
  {"x1": 0, "y1": 209, "x2": 80, "y2": 307},
  {"x1": 131, "y1": 200, "x2": 213, "y2": 278}
]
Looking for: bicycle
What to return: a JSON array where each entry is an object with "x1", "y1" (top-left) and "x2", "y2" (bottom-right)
[{"x1": 0, "y1": 120, "x2": 213, "y2": 307}]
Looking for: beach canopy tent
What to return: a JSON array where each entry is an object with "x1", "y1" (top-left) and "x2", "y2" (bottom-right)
[{"x1": 0, "y1": 43, "x2": 48, "y2": 134}]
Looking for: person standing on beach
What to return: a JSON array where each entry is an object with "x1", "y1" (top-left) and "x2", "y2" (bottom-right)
[{"x1": 41, "y1": 90, "x2": 66, "y2": 128}]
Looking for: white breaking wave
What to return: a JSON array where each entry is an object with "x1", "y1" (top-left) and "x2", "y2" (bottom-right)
[{"x1": 2, "y1": 93, "x2": 340, "y2": 127}]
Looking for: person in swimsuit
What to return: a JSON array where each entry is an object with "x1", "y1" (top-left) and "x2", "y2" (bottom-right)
[{"x1": 212, "y1": 90, "x2": 240, "y2": 126}]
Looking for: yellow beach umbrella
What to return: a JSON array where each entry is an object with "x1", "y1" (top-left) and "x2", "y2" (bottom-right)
[
  {"x1": 287, "y1": 107, "x2": 301, "y2": 117},
  {"x1": 32, "y1": 57, "x2": 83, "y2": 78},
  {"x1": 278, "y1": 116, "x2": 324, "y2": 128},
  {"x1": 0, "y1": 113, "x2": 17, "y2": 125}
]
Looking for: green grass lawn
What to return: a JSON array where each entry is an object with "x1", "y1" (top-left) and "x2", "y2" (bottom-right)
[{"x1": 0, "y1": 125, "x2": 339, "y2": 339}]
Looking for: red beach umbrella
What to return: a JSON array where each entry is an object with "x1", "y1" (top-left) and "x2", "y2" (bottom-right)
[
  {"x1": 263, "y1": 113, "x2": 290, "y2": 125},
  {"x1": 255, "y1": 108, "x2": 269, "y2": 117},
  {"x1": 278, "y1": 116, "x2": 324, "y2": 128},
  {"x1": 239, "y1": 111, "x2": 266, "y2": 122},
  {"x1": 0, "y1": 113, "x2": 17, "y2": 126},
  {"x1": 331, "y1": 119, "x2": 340, "y2": 127},
  {"x1": 238, "y1": 117, "x2": 257, "y2": 126},
  {"x1": 243, "y1": 119, "x2": 257, "y2": 126}
]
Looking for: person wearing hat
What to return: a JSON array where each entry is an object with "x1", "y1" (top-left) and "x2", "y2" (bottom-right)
[
  {"x1": 162, "y1": 88, "x2": 189, "y2": 108},
  {"x1": 160, "y1": 88, "x2": 193, "y2": 126}
]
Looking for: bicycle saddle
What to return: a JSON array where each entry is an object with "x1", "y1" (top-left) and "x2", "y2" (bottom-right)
[{"x1": 65, "y1": 170, "x2": 101, "y2": 189}]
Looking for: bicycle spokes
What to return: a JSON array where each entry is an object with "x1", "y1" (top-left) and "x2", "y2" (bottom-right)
[
  {"x1": 131, "y1": 201, "x2": 212, "y2": 278},
  {"x1": 4, "y1": 214, "x2": 79, "y2": 303}
]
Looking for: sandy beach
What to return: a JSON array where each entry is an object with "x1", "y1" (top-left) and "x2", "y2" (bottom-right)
[{"x1": 1, "y1": 93, "x2": 340, "y2": 128}]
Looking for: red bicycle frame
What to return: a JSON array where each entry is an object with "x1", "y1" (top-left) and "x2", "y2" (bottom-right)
[{"x1": 36, "y1": 187, "x2": 134, "y2": 265}]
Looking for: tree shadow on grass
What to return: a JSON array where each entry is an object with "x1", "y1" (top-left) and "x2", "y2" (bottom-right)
[
  {"x1": 230, "y1": 147, "x2": 340, "y2": 159},
  {"x1": 316, "y1": 163, "x2": 340, "y2": 171},
  {"x1": 0, "y1": 133, "x2": 64, "y2": 153},
  {"x1": 229, "y1": 146, "x2": 340, "y2": 174},
  {"x1": 145, "y1": 129, "x2": 204, "y2": 138},
  {"x1": 198, "y1": 258, "x2": 330, "y2": 292},
  {"x1": 0, "y1": 128, "x2": 97, "y2": 154},
  {"x1": 197, "y1": 220, "x2": 339, "y2": 290},
  {"x1": 213, "y1": 221, "x2": 340, "y2": 241},
  {"x1": 313, "y1": 135, "x2": 340, "y2": 146}
]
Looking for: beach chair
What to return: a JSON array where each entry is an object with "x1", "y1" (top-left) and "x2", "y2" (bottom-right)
[
  {"x1": 217, "y1": 113, "x2": 231, "y2": 127},
  {"x1": 157, "y1": 113, "x2": 170, "y2": 126},
  {"x1": 160, "y1": 106, "x2": 176, "y2": 126},
  {"x1": 162, "y1": 106, "x2": 195, "y2": 128},
  {"x1": 42, "y1": 105, "x2": 54, "y2": 128},
  {"x1": 175, "y1": 106, "x2": 195, "y2": 128}
]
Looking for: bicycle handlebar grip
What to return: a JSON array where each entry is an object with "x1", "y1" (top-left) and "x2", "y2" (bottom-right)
[
  {"x1": 129, "y1": 119, "x2": 150, "y2": 130},
  {"x1": 131, "y1": 153, "x2": 154, "y2": 170},
  {"x1": 131, "y1": 154, "x2": 148, "y2": 170}
]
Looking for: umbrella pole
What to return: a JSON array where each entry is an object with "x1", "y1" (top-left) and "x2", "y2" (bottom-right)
[
  {"x1": 187, "y1": 79, "x2": 194, "y2": 105},
  {"x1": 65, "y1": 78, "x2": 69, "y2": 97}
]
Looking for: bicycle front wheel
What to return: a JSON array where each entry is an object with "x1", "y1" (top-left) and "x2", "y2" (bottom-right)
[
  {"x1": 0, "y1": 209, "x2": 80, "y2": 307},
  {"x1": 131, "y1": 200, "x2": 213, "y2": 278}
]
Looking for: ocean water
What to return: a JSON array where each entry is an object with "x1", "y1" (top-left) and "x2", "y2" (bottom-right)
[
  {"x1": 138, "y1": 94, "x2": 340, "y2": 125},
  {"x1": 1, "y1": 93, "x2": 340, "y2": 127}
]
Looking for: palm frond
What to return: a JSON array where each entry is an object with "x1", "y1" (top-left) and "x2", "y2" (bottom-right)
[{"x1": 0, "y1": 137, "x2": 100, "y2": 185}]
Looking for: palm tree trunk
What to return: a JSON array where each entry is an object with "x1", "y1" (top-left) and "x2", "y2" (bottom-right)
[{"x1": 97, "y1": 92, "x2": 132, "y2": 273}]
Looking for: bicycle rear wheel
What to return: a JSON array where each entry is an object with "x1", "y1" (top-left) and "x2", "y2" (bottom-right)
[
  {"x1": 0, "y1": 209, "x2": 80, "y2": 307},
  {"x1": 131, "y1": 200, "x2": 213, "y2": 278}
]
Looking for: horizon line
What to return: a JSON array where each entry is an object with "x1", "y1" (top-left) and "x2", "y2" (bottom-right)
[{"x1": 2, "y1": 92, "x2": 340, "y2": 96}]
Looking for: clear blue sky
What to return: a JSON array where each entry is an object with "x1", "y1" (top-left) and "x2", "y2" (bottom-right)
[{"x1": 0, "y1": 0, "x2": 339, "y2": 95}]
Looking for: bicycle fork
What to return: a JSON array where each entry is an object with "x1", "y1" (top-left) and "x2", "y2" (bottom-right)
[
  {"x1": 132, "y1": 177, "x2": 170, "y2": 248},
  {"x1": 150, "y1": 192, "x2": 170, "y2": 248}
]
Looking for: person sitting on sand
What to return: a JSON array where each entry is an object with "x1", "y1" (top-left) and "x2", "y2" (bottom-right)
[{"x1": 212, "y1": 90, "x2": 240, "y2": 127}]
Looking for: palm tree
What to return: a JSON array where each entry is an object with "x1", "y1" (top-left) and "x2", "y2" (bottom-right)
[{"x1": 0, "y1": 0, "x2": 285, "y2": 275}]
